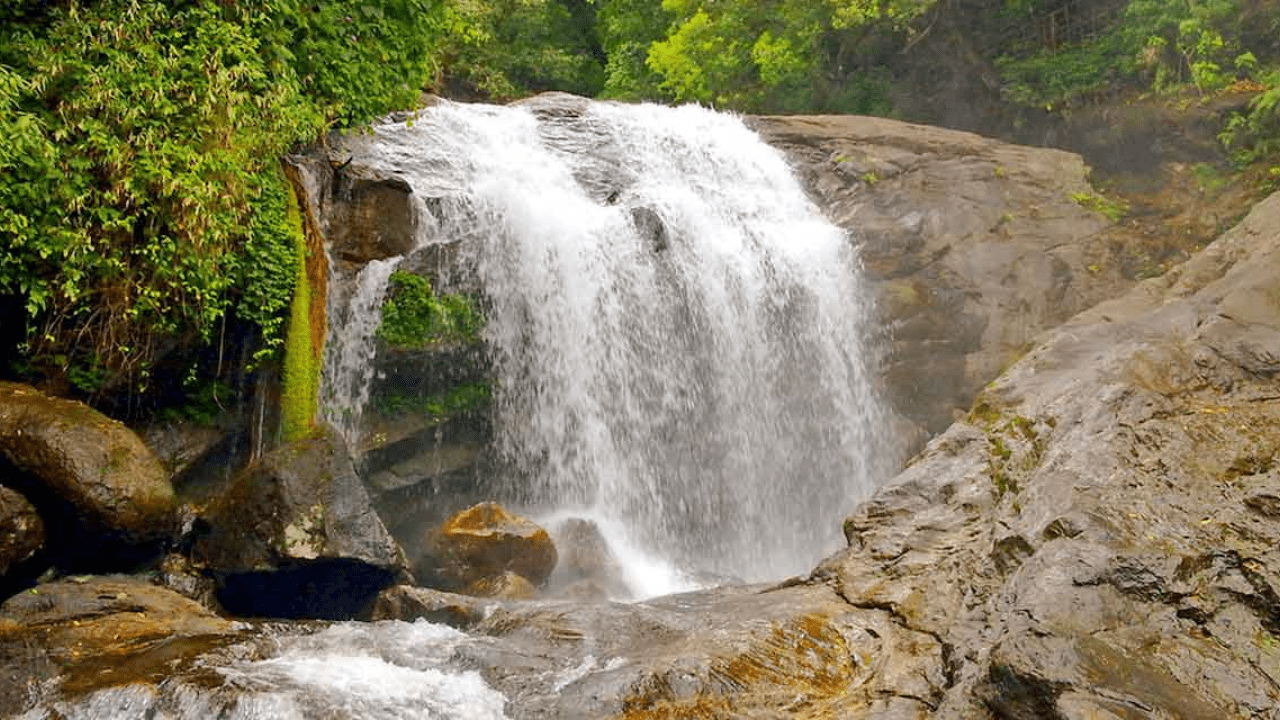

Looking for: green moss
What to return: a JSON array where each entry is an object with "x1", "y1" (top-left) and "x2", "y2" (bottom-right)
[
  {"x1": 1071, "y1": 191, "x2": 1129, "y2": 223},
  {"x1": 280, "y1": 182, "x2": 319, "y2": 443}
]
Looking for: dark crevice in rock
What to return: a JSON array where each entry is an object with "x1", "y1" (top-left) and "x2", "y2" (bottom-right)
[
  {"x1": 1234, "y1": 557, "x2": 1280, "y2": 636},
  {"x1": 214, "y1": 560, "x2": 396, "y2": 620},
  {"x1": 980, "y1": 663, "x2": 1070, "y2": 720}
]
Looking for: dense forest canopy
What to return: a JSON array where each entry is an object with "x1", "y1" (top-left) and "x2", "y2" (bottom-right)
[{"x1": 1, "y1": 0, "x2": 1278, "y2": 417}]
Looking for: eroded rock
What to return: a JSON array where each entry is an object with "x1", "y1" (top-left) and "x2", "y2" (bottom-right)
[{"x1": 0, "y1": 575, "x2": 238, "y2": 714}]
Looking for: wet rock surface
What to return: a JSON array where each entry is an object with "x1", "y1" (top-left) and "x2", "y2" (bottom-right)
[
  {"x1": 0, "y1": 575, "x2": 239, "y2": 715},
  {"x1": 752, "y1": 115, "x2": 1131, "y2": 446},
  {"x1": 418, "y1": 502, "x2": 558, "y2": 594},
  {"x1": 0, "y1": 486, "x2": 43, "y2": 582},
  {"x1": 814, "y1": 190, "x2": 1280, "y2": 717},
  {"x1": 0, "y1": 382, "x2": 175, "y2": 568},
  {"x1": 190, "y1": 425, "x2": 409, "y2": 618}
]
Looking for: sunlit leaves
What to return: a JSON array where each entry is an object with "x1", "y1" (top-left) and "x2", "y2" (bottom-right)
[{"x1": 646, "y1": 0, "x2": 926, "y2": 111}]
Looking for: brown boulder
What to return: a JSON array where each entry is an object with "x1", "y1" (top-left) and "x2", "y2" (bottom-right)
[
  {"x1": 0, "y1": 383, "x2": 175, "y2": 556},
  {"x1": 0, "y1": 575, "x2": 237, "y2": 712},
  {"x1": 418, "y1": 502, "x2": 557, "y2": 592},
  {"x1": 0, "y1": 486, "x2": 43, "y2": 578}
]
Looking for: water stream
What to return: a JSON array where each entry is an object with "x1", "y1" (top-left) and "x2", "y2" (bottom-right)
[{"x1": 323, "y1": 96, "x2": 891, "y2": 587}]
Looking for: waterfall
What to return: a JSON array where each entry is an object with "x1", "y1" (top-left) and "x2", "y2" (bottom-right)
[
  {"x1": 319, "y1": 256, "x2": 402, "y2": 447},
  {"x1": 332, "y1": 96, "x2": 891, "y2": 583}
]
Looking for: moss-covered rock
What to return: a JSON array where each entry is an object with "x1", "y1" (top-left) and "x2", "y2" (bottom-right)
[{"x1": 0, "y1": 383, "x2": 175, "y2": 563}]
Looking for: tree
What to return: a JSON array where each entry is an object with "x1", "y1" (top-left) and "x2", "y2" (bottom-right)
[{"x1": 646, "y1": 0, "x2": 933, "y2": 112}]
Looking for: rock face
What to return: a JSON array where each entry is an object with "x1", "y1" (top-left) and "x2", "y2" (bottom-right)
[
  {"x1": 191, "y1": 425, "x2": 409, "y2": 618},
  {"x1": 751, "y1": 115, "x2": 1131, "y2": 445},
  {"x1": 418, "y1": 502, "x2": 557, "y2": 593},
  {"x1": 813, "y1": 190, "x2": 1280, "y2": 716},
  {"x1": 0, "y1": 382, "x2": 175, "y2": 566},
  {"x1": 0, "y1": 486, "x2": 43, "y2": 579}
]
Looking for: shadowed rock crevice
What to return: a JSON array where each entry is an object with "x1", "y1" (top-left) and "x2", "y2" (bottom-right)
[{"x1": 214, "y1": 559, "x2": 397, "y2": 620}]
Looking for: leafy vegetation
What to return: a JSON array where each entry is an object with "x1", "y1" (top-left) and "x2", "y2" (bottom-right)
[
  {"x1": 643, "y1": 0, "x2": 927, "y2": 112},
  {"x1": 377, "y1": 271, "x2": 484, "y2": 349},
  {"x1": 996, "y1": 0, "x2": 1261, "y2": 108},
  {"x1": 0, "y1": 0, "x2": 583, "y2": 403},
  {"x1": 373, "y1": 381, "x2": 492, "y2": 420},
  {"x1": 1070, "y1": 191, "x2": 1129, "y2": 223}
]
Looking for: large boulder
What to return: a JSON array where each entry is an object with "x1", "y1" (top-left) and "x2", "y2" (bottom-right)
[
  {"x1": 190, "y1": 425, "x2": 409, "y2": 619},
  {"x1": 0, "y1": 382, "x2": 175, "y2": 566},
  {"x1": 752, "y1": 115, "x2": 1131, "y2": 446},
  {"x1": 546, "y1": 517, "x2": 632, "y2": 601},
  {"x1": 417, "y1": 502, "x2": 557, "y2": 593}
]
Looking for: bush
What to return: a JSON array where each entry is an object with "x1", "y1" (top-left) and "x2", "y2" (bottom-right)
[
  {"x1": 0, "y1": 0, "x2": 441, "y2": 393},
  {"x1": 376, "y1": 271, "x2": 484, "y2": 350}
]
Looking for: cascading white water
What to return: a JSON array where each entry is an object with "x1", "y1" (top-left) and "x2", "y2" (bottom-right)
[
  {"x1": 319, "y1": 257, "x2": 402, "y2": 447},
  {"x1": 335, "y1": 97, "x2": 891, "y2": 584}
]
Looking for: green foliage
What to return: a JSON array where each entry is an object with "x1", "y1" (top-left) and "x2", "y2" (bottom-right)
[
  {"x1": 1070, "y1": 191, "x2": 1128, "y2": 223},
  {"x1": 1221, "y1": 69, "x2": 1280, "y2": 188},
  {"x1": 374, "y1": 381, "x2": 492, "y2": 419},
  {"x1": 239, "y1": 170, "x2": 301, "y2": 364},
  {"x1": 0, "y1": 0, "x2": 441, "y2": 392},
  {"x1": 596, "y1": 0, "x2": 670, "y2": 99},
  {"x1": 646, "y1": 0, "x2": 930, "y2": 112},
  {"x1": 997, "y1": 0, "x2": 1259, "y2": 109},
  {"x1": 377, "y1": 271, "x2": 484, "y2": 349},
  {"x1": 247, "y1": 0, "x2": 446, "y2": 127},
  {"x1": 437, "y1": 0, "x2": 606, "y2": 99}
]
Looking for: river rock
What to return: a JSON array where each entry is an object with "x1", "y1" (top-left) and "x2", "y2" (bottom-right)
[
  {"x1": 418, "y1": 502, "x2": 557, "y2": 593},
  {"x1": 190, "y1": 425, "x2": 409, "y2": 619},
  {"x1": 368, "y1": 583, "x2": 500, "y2": 627},
  {"x1": 0, "y1": 486, "x2": 43, "y2": 580},
  {"x1": 465, "y1": 570, "x2": 537, "y2": 600},
  {"x1": 0, "y1": 575, "x2": 238, "y2": 715},
  {"x1": 546, "y1": 517, "x2": 631, "y2": 601},
  {"x1": 0, "y1": 382, "x2": 175, "y2": 566},
  {"x1": 752, "y1": 115, "x2": 1132, "y2": 447}
]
